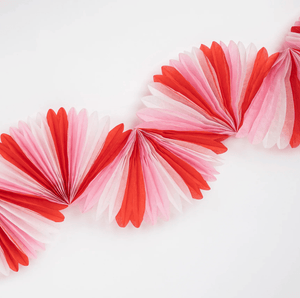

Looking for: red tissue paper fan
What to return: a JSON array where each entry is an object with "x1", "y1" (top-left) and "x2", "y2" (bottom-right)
[
  {"x1": 137, "y1": 24, "x2": 300, "y2": 149},
  {"x1": 78, "y1": 128, "x2": 227, "y2": 227},
  {"x1": 137, "y1": 41, "x2": 278, "y2": 136},
  {"x1": 0, "y1": 108, "x2": 130, "y2": 205},
  {"x1": 0, "y1": 107, "x2": 129, "y2": 274}
]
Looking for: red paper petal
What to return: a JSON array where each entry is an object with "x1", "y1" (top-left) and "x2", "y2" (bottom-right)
[
  {"x1": 0, "y1": 228, "x2": 29, "y2": 272},
  {"x1": 291, "y1": 26, "x2": 300, "y2": 34},
  {"x1": 290, "y1": 54, "x2": 300, "y2": 148},
  {"x1": 0, "y1": 189, "x2": 66, "y2": 222},
  {"x1": 142, "y1": 129, "x2": 228, "y2": 154},
  {"x1": 201, "y1": 42, "x2": 236, "y2": 128},
  {"x1": 47, "y1": 108, "x2": 69, "y2": 199},
  {"x1": 116, "y1": 139, "x2": 146, "y2": 228}
]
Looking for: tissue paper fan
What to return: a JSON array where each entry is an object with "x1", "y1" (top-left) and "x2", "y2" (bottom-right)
[
  {"x1": 0, "y1": 107, "x2": 130, "y2": 274},
  {"x1": 137, "y1": 41, "x2": 278, "y2": 135},
  {"x1": 0, "y1": 107, "x2": 129, "y2": 205},
  {"x1": 237, "y1": 18, "x2": 300, "y2": 149},
  {"x1": 79, "y1": 128, "x2": 227, "y2": 227}
]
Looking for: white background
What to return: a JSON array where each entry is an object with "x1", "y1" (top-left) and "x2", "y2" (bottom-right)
[{"x1": 0, "y1": 0, "x2": 300, "y2": 297}]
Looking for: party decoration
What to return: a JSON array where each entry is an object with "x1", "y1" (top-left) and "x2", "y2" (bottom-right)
[
  {"x1": 137, "y1": 41, "x2": 278, "y2": 136},
  {"x1": 0, "y1": 108, "x2": 129, "y2": 205},
  {"x1": 0, "y1": 15, "x2": 299, "y2": 275},
  {"x1": 0, "y1": 107, "x2": 130, "y2": 274},
  {"x1": 79, "y1": 128, "x2": 227, "y2": 227}
]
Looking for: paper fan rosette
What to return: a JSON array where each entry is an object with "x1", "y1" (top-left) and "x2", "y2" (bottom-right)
[
  {"x1": 0, "y1": 107, "x2": 129, "y2": 274},
  {"x1": 137, "y1": 41, "x2": 279, "y2": 139},
  {"x1": 79, "y1": 128, "x2": 227, "y2": 227}
]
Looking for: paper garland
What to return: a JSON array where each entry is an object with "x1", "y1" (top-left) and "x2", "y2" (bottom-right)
[{"x1": 0, "y1": 17, "x2": 299, "y2": 275}]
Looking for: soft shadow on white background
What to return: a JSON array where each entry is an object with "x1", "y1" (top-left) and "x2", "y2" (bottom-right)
[{"x1": 0, "y1": 1, "x2": 300, "y2": 297}]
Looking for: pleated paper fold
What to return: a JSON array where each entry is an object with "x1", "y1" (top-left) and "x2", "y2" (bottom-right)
[
  {"x1": 137, "y1": 41, "x2": 278, "y2": 136},
  {"x1": 237, "y1": 18, "x2": 300, "y2": 148},
  {"x1": 2, "y1": 16, "x2": 300, "y2": 275},
  {"x1": 79, "y1": 128, "x2": 227, "y2": 227},
  {"x1": 0, "y1": 108, "x2": 130, "y2": 274}
]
